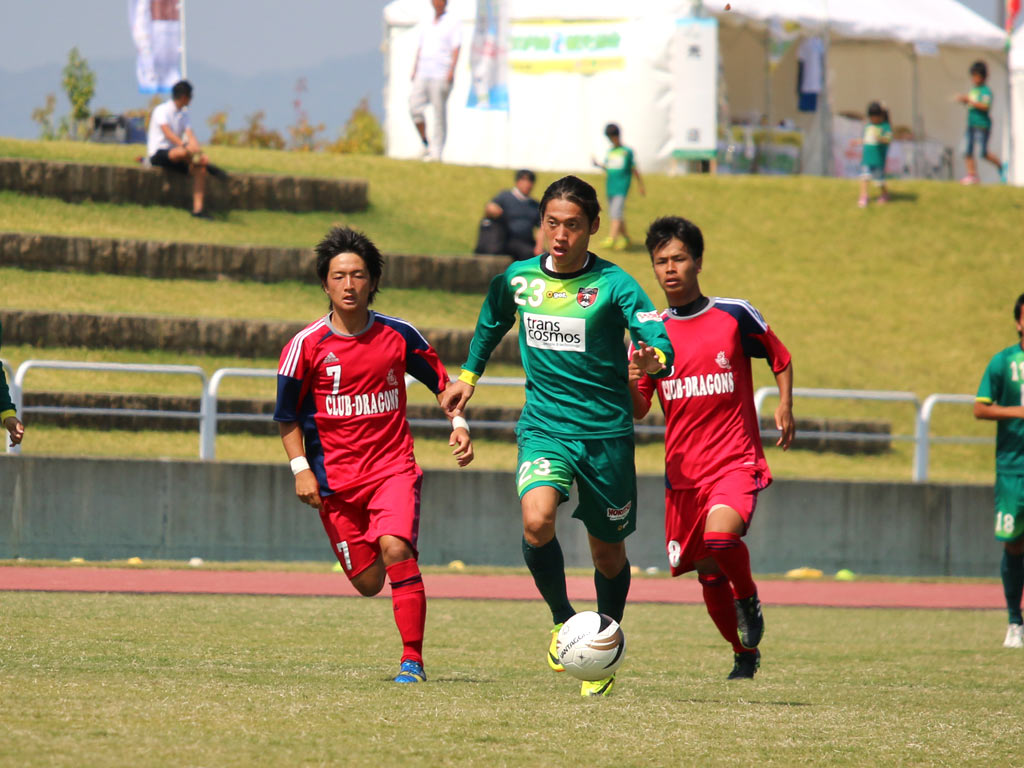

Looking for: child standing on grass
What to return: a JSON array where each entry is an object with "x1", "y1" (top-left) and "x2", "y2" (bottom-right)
[
  {"x1": 858, "y1": 102, "x2": 892, "y2": 208},
  {"x1": 592, "y1": 123, "x2": 644, "y2": 250},
  {"x1": 957, "y1": 60, "x2": 1004, "y2": 185}
]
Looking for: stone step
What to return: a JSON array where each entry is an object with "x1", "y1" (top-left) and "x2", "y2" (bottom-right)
[
  {"x1": 0, "y1": 232, "x2": 508, "y2": 293},
  {"x1": 0, "y1": 157, "x2": 367, "y2": 213},
  {"x1": 19, "y1": 391, "x2": 890, "y2": 453},
  {"x1": 1, "y1": 309, "x2": 520, "y2": 365}
]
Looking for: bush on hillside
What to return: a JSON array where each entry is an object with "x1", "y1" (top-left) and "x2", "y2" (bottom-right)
[
  {"x1": 325, "y1": 98, "x2": 384, "y2": 156},
  {"x1": 208, "y1": 110, "x2": 286, "y2": 149}
]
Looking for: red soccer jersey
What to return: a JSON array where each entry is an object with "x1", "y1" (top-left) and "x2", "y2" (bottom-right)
[
  {"x1": 274, "y1": 312, "x2": 450, "y2": 496},
  {"x1": 635, "y1": 298, "x2": 791, "y2": 490}
]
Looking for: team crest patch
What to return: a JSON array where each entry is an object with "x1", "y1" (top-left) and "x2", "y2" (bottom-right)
[
  {"x1": 387, "y1": 368, "x2": 398, "y2": 386},
  {"x1": 606, "y1": 500, "x2": 632, "y2": 522},
  {"x1": 715, "y1": 351, "x2": 731, "y2": 370},
  {"x1": 577, "y1": 287, "x2": 599, "y2": 308}
]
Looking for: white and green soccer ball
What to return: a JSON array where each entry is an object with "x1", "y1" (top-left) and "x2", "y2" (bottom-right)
[{"x1": 556, "y1": 611, "x2": 626, "y2": 681}]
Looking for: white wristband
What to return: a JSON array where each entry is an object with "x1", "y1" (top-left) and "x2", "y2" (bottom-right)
[
  {"x1": 451, "y1": 416, "x2": 470, "y2": 433},
  {"x1": 290, "y1": 456, "x2": 310, "y2": 475}
]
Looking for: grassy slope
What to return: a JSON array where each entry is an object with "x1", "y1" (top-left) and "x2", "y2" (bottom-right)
[
  {"x1": 1, "y1": 138, "x2": 1019, "y2": 479},
  {"x1": 2, "y1": 592, "x2": 1020, "y2": 767}
]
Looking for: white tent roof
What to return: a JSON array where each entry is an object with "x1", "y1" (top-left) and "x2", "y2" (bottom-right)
[
  {"x1": 385, "y1": 0, "x2": 1005, "y2": 49},
  {"x1": 1012, "y1": 23, "x2": 1024, "y2": 69}
]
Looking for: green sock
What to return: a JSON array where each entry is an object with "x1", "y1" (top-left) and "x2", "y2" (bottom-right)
[
  {"x1": 522, "y1": 536, "x2": 574, "y2": 625},
  {"x1": 594, "y1": 560, "x2": 631, "y2": 624},
  {"x1": 1002, "y1": 549, "x2": 1024, "y2": 625}
]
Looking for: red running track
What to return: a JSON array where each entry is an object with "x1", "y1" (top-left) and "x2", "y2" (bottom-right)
[{"x1": 0, "y1": 567, "x2": 1002, "y2": 610}]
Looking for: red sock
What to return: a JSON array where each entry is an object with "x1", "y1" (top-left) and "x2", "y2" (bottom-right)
[
  {"x1": 699, "y1": 573, "x2": 744, "y2": 654},
  {"x1": 386, "y1": 558, "x2": 425, "y2": 664},
  {"x1": 704, "y1": 531, "x2": 757, "y2": 600}
]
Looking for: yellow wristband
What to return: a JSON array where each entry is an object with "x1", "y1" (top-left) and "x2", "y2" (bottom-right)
[
  {"x1": 458, "y1": 369, "x2": 480, "y2": 386},
  {"x1": 651, "y1": 347, "x2": 667, "y2": 366},
  {"x1": 0, "y1": 409, "x2": 16, "y2": 423}
]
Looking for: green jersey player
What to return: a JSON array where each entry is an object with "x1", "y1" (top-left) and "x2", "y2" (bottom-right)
[
  {"x1": 442, "y1": 176, "x2": 672, "y2": 696},
  {"x1": 974, "y1": 292, "x2": 1024, "y2": 649}
]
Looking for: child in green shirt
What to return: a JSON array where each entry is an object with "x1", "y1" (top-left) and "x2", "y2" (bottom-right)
[
  {"x1": 957, "y1": 60, "x2": 1004, "y2": 185},
  {"x1": 858, "y1": 101, "x2": 892, "y2": 208},
  {"x1": 591, "y1": 123, "x2": 644, "y2": 251}
]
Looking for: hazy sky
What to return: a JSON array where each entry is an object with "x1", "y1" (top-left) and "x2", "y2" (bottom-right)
[
  {"x1": 0, "y1": 0, "x2": 1001, "y2": 75},
  {"x1": 0, "y1": 0, "x2": 391, "y2": 74},
  {"x1": 0, "y1": 0, "x2": 1008, "y2": 140}
]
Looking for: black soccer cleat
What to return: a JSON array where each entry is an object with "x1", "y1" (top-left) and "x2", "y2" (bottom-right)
[
  {"x1": 728, "y1": 649, "x2": 760, "y2": 680},
  {"x1": 735, "y1": 593, "x2": 764, "y2": 649}
]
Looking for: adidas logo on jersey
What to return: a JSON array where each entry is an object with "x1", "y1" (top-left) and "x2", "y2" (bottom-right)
[{"x1": 323, "y1": 352, "x2": 339, "y2": 365}]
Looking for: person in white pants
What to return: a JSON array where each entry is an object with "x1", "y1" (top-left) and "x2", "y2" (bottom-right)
[{"x1": 409, "y1": 0, "x2": 461, "y2": 162}]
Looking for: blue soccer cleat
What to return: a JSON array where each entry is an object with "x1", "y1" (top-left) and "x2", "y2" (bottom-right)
[{"x1": 393, "y1": 660, "x2": 426, "y2": 683}]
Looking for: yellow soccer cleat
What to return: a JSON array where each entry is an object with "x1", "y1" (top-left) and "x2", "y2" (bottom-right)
[
  {"x1": 547, "y1": 624, "x2": 565, "y2": 672},
  {"x1": 580, "y1": 674, "x2": 616, "y2": 697}
]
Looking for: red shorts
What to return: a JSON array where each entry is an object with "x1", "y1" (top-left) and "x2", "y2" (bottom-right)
[
  {"x1": 318, "y1": 467, "x2": 423, "y2": 579},
  {"x1": 664, "y1": 467, "x2": 770, "y2": 576}
]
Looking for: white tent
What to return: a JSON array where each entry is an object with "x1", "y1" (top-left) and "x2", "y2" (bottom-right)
[
  {"x1": 1009, "y1": 24, "x2": 1024, "y2": 185},
  {"x1": 383, "y1": 1, "x2": 1008, "y2": 179}
]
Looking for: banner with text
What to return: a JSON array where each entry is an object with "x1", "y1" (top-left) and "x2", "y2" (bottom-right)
[
  {"x1": 467, "y1": 0, "x2": 510, "y2": 110},
  {"x1": 129, "y1": 0, "x2": 182, "y2": 94},
  {"x1": 509, "y1": 19, "x2": 625, "y2": 76}
]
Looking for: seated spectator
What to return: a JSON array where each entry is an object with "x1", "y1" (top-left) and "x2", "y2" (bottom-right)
[
  {"x1": 147, "y1": 80, "x2": 212, "y2": 219},
  {"x1": 475, "y1": 170, "x2": 543, "y2": 260}
]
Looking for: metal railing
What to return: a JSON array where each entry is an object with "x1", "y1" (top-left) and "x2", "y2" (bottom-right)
[
  {"x1": 754, "y1": 386, "x2": 921, "y2": 445},
  {"x1": 8, "y1": 360, "x2": 207, "y2": 456},
  {"x1": 912, "y1": 394, "x2": 987, "y2": 482},
  {"x1": 3, "y1": 358, "x2": 993, "y2": 481},
  {"x1": 200, "y1": 367, "x2": 279, "y2": 460}
]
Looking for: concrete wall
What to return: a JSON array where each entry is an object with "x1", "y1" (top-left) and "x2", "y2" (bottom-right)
[
  {"x1": 0, "y1": 158, "x2": 368, "y2": 213},
  {"x1": 0, "y1": 232, "x2": 508, "y2": 292},
  {"x1": 0, "y1": 455, "x2": 999, "y2": 577}
]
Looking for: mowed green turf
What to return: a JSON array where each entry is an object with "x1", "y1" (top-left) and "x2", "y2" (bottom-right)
[
  {"x1": 0, "y1": 591, "x2": 1019, "y2": 767},
  {"x1": 0, "y1": 138, "x2": 1018, "y2": 481},
  {"x1": 3, "y1": 138, "x2": 1022, "y2": 399}
]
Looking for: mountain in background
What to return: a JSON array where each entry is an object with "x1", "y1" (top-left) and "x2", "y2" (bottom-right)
[{"x1": 0, "y1": 51, "x2": 384, "y2": 143}]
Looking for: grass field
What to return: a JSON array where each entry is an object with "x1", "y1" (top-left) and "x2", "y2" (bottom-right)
[
  {"x1": 1, "y1": 591, "x2": 1019, "y2": 767},
  {"x1": 1, "y1": 138, "x2": 1018, "y2": 481}
]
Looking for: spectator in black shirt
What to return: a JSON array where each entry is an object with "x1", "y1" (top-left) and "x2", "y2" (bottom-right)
[{"x1": 475, "y1": 169, "x2": 543, "y2": 260}]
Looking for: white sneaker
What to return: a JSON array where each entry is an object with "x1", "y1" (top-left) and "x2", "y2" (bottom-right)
[{"x1": 1003, "y1": 623, "x2": 1024, "y2": 648}]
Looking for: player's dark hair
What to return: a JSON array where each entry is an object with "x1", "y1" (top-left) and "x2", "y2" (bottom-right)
[
  {"x1": 1015, "y1": 292, "x2": 1024, "y2": 337},
  {"x1": 515, "y1": 169, "x2": 536, "y2": 183},
  {"x1": 867, "y1": 101, "x2": 883, "y2": 118},
  {"x1": 604, "y1": 123, "x2": 620, "y2": 139},
  {"x1": 645, "y1": 216, "x2": 704, "y2": 262},
  {"x1": 539, "y1": 175, "x2": 601, "y2": 225},
  {"x1": 970, "y1": 60, "x2": 987, "y2": 80},
  {"x1": 171, "y1": 80, "x2": 193, "y2": 100},
  {"x1": 315, "y1": 226, "x2": 383, "y2": 306}
]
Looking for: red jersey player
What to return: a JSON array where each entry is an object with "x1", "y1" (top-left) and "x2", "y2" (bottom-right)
[
  {"x1": 274, "y1": 226, "x2": 474, "y2": 684},
  {"x1": 629, "y1": 216, "x2": 794, "y2": 680}
]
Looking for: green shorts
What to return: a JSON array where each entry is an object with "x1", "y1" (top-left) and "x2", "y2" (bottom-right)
[
  {"x1": 515, "y1": 428, "x2": 637, "y2": 543},
  {"x1": 995, "y1": 473, "x2": 1024, "y2": 542}
]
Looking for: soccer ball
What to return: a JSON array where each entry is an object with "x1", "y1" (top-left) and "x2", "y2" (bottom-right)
[{"x1": 556, "y1": 611, "x2": 626, "y2": 681}]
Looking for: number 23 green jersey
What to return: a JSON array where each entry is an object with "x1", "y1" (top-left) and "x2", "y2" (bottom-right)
[{"x1": 462, "y1": 253, "x2": 673, "y2": 439}]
